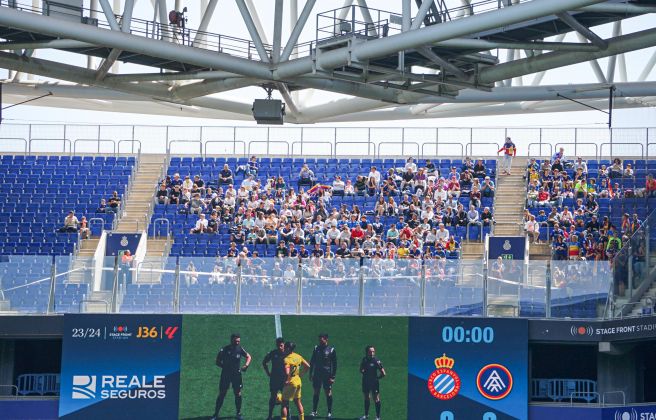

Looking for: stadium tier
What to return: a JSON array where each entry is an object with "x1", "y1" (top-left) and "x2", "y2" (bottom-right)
[{"x1": 0, "y1": 155, "x2": 136, "y2": 255}]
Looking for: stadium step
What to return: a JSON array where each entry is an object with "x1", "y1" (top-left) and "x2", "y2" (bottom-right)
[
  {"x1": 114, "y1": 154, "x2": 166, "y2": 232},
  {"x1": 83, "y1": 290, "x2": 113, "y2": 313},
  {"x1": 461, "y1": 242, "x2": 484, "y2": 260}
]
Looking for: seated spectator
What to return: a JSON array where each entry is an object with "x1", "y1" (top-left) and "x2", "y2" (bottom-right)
[
  {"x1": 405, "y1": 156, "x2": 417, "y2": 173},
  {"x1": 169, "y1": 185, "x2": 181, "y2": 204},
  {"x1": 236, "y1": 155, "x2": 259, "y2": 176},
  {"x1": 473, "y1": 159, "x2": 486, "y2": 178},
  {"x1": 170, "y1": 173, "x2": 183, "y2": 188},
  {"x1": 574, "y1": 157, "x2": 588, "y2": 174},
  {"x1": 332, "y1": 175, "x2": 345, "y2": 196},
  {"x1": 354, "y1": 176, "x2": 367, "y2": 195},
  {"x1": 645, "y1": 174, "x2": 656, "y2": 197},
  {"x1": 182, "y1": 175, "x2": 193, "y2": 191},
  {"x1": 467, "y1": 206, "x2": 480, "y2": 226},
  {"x1": 425, "y1": 159, "x2": 438, "y2": 178},
  {"x1": 481, "y1": 176, "x2": 495, "y2": 197},
  {"x1": 609, "y1": 158, "x2": 623, "y2": 178},
  {"x1": 156, "y1": 184, "x2": 169, "y2": 204},
  {"x1": 481, "y1": 207, "x2": 494, "y2": 226},
  {"x1": 185, "y1": 262, "x2": 198, "y2": 287},
  {"x1": 79, "y1": 216, "x2": 90, "y2": 239},
  {"x1": 400, "y1": 168, "x2": 415, "y2": 192},
  {"x1": 219, "y1": 164, "x2": 234, "y2": 185},
  {"x1": 525, "y1": 214, "x2": 539, "y2": 243},
  {"x1": 107, "y1": 191, "x2": 121, "y2": 214},
  {"x1": 59, "y1": 211, "x2": 79, "y2": 233},
  {"x1": 190, "y1": 213, "x2": 208, "y2": 234},
  {"x1": 624, "y1": 164, "x2": 634, "y2": 178},
  {"x1": 298, "y1": 164, "x2": 315, "y2": 187},
  {"x1": 97, "y1": 198, "x2": 108, "y2": 213}
]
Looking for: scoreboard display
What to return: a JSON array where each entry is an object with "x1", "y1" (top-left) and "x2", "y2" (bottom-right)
[{"x1": 408, "y1": 318, "x2": 528, "y2": 420}]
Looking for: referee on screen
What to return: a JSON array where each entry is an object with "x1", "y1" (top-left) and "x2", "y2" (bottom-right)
[
  {"x1": 310, "y1": 333, "x2": 337, "y2": 418},
  {"x1": 359, "y1": 345, "x2": 386, "y2": 420},
  {"x1": 262, "y1": 337, "x2": 286, "y2": 420},
  {"x1": 212, "y1": 333, "x2": 251, "y2": 420}
]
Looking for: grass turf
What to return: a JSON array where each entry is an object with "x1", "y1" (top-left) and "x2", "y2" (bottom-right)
[{"x1": 179, "y1": 315, "x2": 408, "y2": 420}]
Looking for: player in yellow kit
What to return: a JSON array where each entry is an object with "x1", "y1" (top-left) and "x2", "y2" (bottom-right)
[{"x1": 281, "y1": 341, "x2": 310, "y2": 420}]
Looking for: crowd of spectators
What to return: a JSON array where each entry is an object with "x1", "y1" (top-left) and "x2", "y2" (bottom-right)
[
  {"x1": 155, "y1": 156, "x2": 499, "y2": 260},
  {"x1": 522, "y1": 148, "x2": 650, "y2": 294}
]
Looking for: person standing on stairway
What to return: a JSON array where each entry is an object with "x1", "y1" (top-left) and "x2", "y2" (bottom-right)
[{"x1": 497, "y1": 137, "x2": 517, "y2": 175}]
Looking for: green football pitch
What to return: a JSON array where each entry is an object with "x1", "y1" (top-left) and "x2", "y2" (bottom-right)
[{"x1": 179, "y1": 315, "x2": 408, "y2": 420}]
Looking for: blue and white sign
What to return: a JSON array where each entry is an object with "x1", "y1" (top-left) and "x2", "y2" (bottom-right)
[
  {"x1": 488, "y1": 236, "x2": 526, "y2": 261},
  {"x1": 59, "y1": 314, "x2": 182, "y2": 420}
]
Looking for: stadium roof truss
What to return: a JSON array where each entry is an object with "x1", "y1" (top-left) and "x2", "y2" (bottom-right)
[{"x1": 0, "y1": 0, "x2": 655, "y2": 123}]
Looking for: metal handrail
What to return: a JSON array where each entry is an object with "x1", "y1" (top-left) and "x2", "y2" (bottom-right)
[
  {"x1": 602, "y1": 390, "x2": 626, "y2": 407},
  {"x1": 88, "y1": 217, "x2": 105, "y2": 237},
  {"x1": 73, "y1": 138, "x2": 116, "y2": 155},
  {"x1": 0, "y1": 385, "x2": 18, "y2": 398},
  {"x1": 466, "y1": 221, "x2": 484, "y2": 242},
  {"x1": 29, "y1": 138, "x2": 72, "y2": 155},
  {"x1": 79, "y1": 299, "x2": 109, "y2": 313},
  {"x1": 528, "y1": 142, "x2": 553, "y2": 158},
  {"x1": 376, "y1": 141, "x2": 420, "y2": 158},
  {"x1": 0, "y1": 137, "x2": 28, "y2": 154},
  {"x1": 421, "y1": 142, "x2": 464, "y2": 158},
  {"x1": 152, "y1": 218, "x2": 170, "y2": 239},
  {"x1": 335, "y1": 141, "x2": 374, "y2": 156},
  {"x1": 466, "y1": 142, "x2": 500, "y2": 156},
  {"x1": 247, "y1": 140, "x2": 290, "y2": 156},
  {"x1": 204, "y1": 140, "x2": 246, "y2": 157},
  {"x1": 167, "y1": 139, "x2": 203, "y2": 157},
  {"x1": 117, "y1": 139, "x2": 142, "y2": 155},
  {"x1": 600, "y1": 142, "x2": 645, "y2": 161},
  {"x1": 569, "y1": 391, "x2": 600, "y2": 405},
  {"x1": 555, "y1": 142, "x2": 599, "y2": 161},
  {"x1": 291, "y1": 141, "x2": 334, "y2": 157}
]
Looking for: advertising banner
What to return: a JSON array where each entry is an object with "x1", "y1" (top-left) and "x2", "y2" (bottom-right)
[
  {"x1": 105, "y1": 233, "x2": 142, "y2": 257},
  {"x1": 59, "y1": 314, "x2": 182, "y2": 420},
  {"x1": 408, "y1": 317, "x2": 528, "y2": 420},
  {"x1": 529, "y1": 315, "x2": 656, "y2": 342}
]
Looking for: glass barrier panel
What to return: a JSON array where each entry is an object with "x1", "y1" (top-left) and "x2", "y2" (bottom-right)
[
  {"x1": 54, "y1": 256, "x2": 95, "y2": 314},
  {"x1": 178, "y1": 257, "x2": 237, "y2": 314},
  {"x1": 120, "y1": 257, "x2": 175, "y2": 313},
  {"x1": 550, "y1": 260, "x2": 612, "y2": 319},
  {"x1": 424, "y1": 259, "x2": 483, "y2": 316},
  {"x1": 487, "y1": 258, "x2": 524, "y2": 317},
  {"x1": 520, "y1": 261, "x2": 548, "y2": 318},
  {"x1": 301, "y1": 257, "x2": 359, "y2": 315},
  {"x1": 240, "y1": 257, "x2": 298, "y2": 315},
  {"x1": 362, "y1": 257, "x2": 421, "y2": 316},
  {"x1": 0, "y1": 255, "x2": 53, "y2": 314}
]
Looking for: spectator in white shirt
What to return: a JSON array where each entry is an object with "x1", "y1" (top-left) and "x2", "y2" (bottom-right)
[
  {"x1": 524, "y1": 214, "x2": 540, "y2": 243},
  {"x1": 190, "y1": 213, "x2": 208, "y2": 234},
  {"x1": 368, "y1": 166, "x2": 381, "y2": 186},
  {"x1": 182, "y1": 175, "x2": 194, "y2": 191},
  {"x1": 436, "y1": 223, "x2": 450, "y2": 244},
  {"x1": 467, "y1": 206, "x2": 480, "y2": 225},
  {"x1": 404, "y1": 157, "x2": 418, "y2": 173},
  {"x1": 332, "y1": 176, "x2": 345, "y2": 196}
]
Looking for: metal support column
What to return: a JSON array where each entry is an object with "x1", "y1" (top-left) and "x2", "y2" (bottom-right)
[
  {"x1": 173, "y1": 257, "x2": 181, "y2": 313},
  {"x1": 628, "y1": 244, "x2": 634, "y2": 300},
  {"x1": 358, "y1": 262, "x2": 365, "y2": 316},
  {"x1": 646, "y1": 223, "x2": 651, "y2": 268},
  {"x1": 46, "y1": 256, "x2": 56, "y2": 314},
  {"x1": 110, "y1": 256, "x2": 119, "y2": 313},
  {"x1": 236, "y1": 264, "x2": 243, "y2": 314},
  {"x1": 545, "y1": 261, "x2": 552, "y2": 318},
  {"x1": 296, "y1": 260, "x2": 303, "y2": 314},
  {"x1": 483, "y1": 262, "x2": 489, "y2": 317},
  {"x1": 420, "y1": 260, "x2": 427, "y2": 316}
]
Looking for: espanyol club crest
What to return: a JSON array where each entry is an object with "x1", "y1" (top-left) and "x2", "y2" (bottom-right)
[
  {"x1": 427, "y1": 353, "x2": 461, "y2": 400},
  {"x1": 476, "y1": 364, "x2": 513, "y2": 400}
]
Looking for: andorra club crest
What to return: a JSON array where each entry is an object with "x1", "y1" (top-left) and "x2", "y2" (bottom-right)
[{"x1": 427, "y1": 353, "x2": 461, "y2": 400}]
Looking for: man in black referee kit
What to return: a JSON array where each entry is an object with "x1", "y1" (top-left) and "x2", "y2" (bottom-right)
[
  {"x1": 359, "y1": 345, "x2": 386, "y2": 420},
  {"x1": 212, "y1": 333, "x2": 251, "y2": 420},
  {"x1": 310, "y1": 333, "x2": 337, "y2": 418},
  {"x1": 262, "y1": 337, "x2": 286, "y2": 420}
]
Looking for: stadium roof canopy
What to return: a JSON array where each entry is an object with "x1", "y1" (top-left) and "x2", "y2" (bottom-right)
[{"x1": 0, "y1": 0, "x2": 655, "y2": 123}]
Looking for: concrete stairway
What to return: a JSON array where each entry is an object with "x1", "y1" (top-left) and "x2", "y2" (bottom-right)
[
  {"x1": 115, "y1": 154, "x2": 166, "y2": 232},
  {"x1": 492, "y1": 157, "x2": 527, "y2": 237}
]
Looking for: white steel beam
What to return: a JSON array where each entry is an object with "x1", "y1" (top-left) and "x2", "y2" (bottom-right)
[
  {"x1": 235, "y1": 0, "x2": 269, "y2": 62},
  {"x1": 356, "y1": 0, "x2": 378, "y2": 37},
  {"x1": 418, "y1": 47, "x2": 467, "y2": 80},
  {"x1": 192, "y1": 0, "x2": 219, "y2": 47},
  {"x1": 639, "y1": 51, "x2": 656, "y2": 81},
  {"x1": 556, "y1": 12, "x2": 608, "y2": 49},
  {"x1": 476, "y1": 28, "x2": 656, "y2": 86},
  {"x1": 272, "y1": 0, "x2": 283, "y2": 63},
  {"x1": 98, "y1": 0, "x2": 120, "y2": 31},
  {"x1": 606, "y1": 22, "x2": 621, "y2": 83},
  {"x1": 411, "y1": 0, "x2": 436, "y2": 30},
  {"x1": 402, "y1": 0, "x2": 411, "y2": 31},
  {"x1": 281, "y1": 0, "x2": 316, "y2": 62}
]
